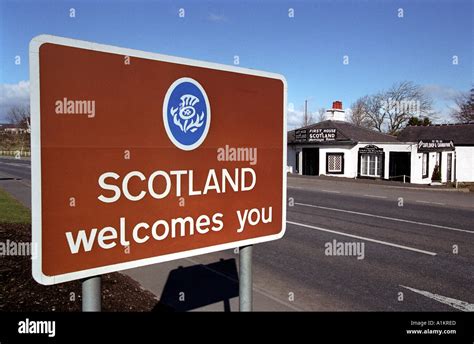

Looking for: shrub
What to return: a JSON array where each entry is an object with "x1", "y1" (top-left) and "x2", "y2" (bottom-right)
[{"x1": 431, "y1": 164, "x2": 441, "y2": 182}]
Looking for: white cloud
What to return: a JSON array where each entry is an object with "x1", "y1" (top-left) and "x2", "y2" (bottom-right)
[
  {"x1": 421, "y1": 84, "x2": 461, "y2": 101},
  {"x1": 287, "y1": 108, "x2": 303, "y2": 130},
  {"x1": 208, "y1": 13, "x2": 228, "y2": 22},
  {"x1": 0, "y1": 80, "x2": 30, "y2": 122},
  {"x1": 420, "y1": 84, "x2": 468, "y2": 123}
]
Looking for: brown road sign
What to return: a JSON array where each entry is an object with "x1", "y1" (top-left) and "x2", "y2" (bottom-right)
[{"x1": 30, "y1": 35, "x2": 286, "y2": 285}]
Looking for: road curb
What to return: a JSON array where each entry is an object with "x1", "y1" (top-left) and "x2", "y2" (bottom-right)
[
  {"x1": 287, "y1": 176, "x2": 471, "y2": 193},
  {"x1": 384, "y1": 185, "x2": 470, "y2": 193},
  {"x1": 0, "y1": 155, "x2": 31, "y2": 161}
]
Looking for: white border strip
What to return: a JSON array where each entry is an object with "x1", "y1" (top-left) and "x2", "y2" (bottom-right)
[{"x1": 29, "y1": 34, "x2": 287, "y2": 285}]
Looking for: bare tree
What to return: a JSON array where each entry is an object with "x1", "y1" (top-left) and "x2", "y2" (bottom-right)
[
  {"x1": 350, "y1": 82, "x2": 433, "y2": 134},
  {"x1": 382, "y1": 81, "x2": 433, "y2": 135},
  {"x1": 317, "y1": 108, "x2": 326, "y2": 122},
  {"x1": 450, "y1": 89, "x2": 474, "y2": 123},
  {"x1": 349, "y1": 98, "x2": 371, "y2": 128},
  {"x1": 7, "y1": 104, "x2": 31, "y2": 133},
  {"x1": 361, "y1": 94, "x2": 386, "y2": 132},
  {"x1": 300, "y1": 112, "x2": 315, "y2": 127},
  {"x1": 5, "y1": 105, "x2": 30, "y2": 156}
]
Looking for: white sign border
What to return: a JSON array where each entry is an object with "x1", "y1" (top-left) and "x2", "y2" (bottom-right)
[{"x1": 30, "y1": 34, "x2": 287, "y2": 285}]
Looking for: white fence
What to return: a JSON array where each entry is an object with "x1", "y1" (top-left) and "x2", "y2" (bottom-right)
[{"x1": 0, "y1": 150, "x2": 31, "y2": 158}]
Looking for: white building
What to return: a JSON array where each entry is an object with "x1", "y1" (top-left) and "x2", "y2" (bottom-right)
[
  {"x1": 398, "y1": 123, "x2": 474, "y2": 184},
  {"x1": 287, "y1": 101, "x2": 474, "y2": 184}
]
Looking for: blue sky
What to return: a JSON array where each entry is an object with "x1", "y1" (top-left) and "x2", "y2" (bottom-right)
[{"x1": 0, "y1": 0, "x2": 472, "y2": 126}]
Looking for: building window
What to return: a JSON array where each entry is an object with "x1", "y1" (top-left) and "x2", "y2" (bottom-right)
[
  {"x1": 295, "y1": 153, "x2": 299, "y2": 173},
  {"x1": 422, "y1": 153, "x2": 429, "y2": 178},
  {"x1": 326, "y1": 153, "x2": 344, "y2": 174},
  {"x1": 360, "y1": 154, "x2": 382, "y2": 177}
]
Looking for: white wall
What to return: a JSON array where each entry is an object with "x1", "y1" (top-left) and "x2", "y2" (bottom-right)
[
  {"x1": 411, "y1": 150, "x2": 458, "y2": 184},
  {"x1": 319, "y1": 143, "x2": 413, "y2": 179},
  {"x1": 287, "y1": 146, "x2": 303, "y2": 175},
  {"x1": 440, "y1": 151, "x2": 451, "y2": 183},
  {"x1": 291, "y1": 143, "x2": 415, "y2": 180},
  {"x1": 287, "y1": 145, "x2": 297, "y2": 173},
  {"x1": 455, "y1": 147, "x2": 474, "y2": 182},
  {"x1": 325, "y1": 110, "x2": 346, "y2": 121},
  {"x1": 411, "y1": 151, "x2": 433, "y2": 184},
  {"x1": 410, "y1": 150, "x2": 424, "y2": 184},
  {"x1": 319, "y1": 146, "x2": 357, "y2": 178},
  {"x1": 298, "y1": 150, "x2": 303, "y2": 174},
  {"x1": 287, "y1": 142, "x2": 472, "y2": 184}
]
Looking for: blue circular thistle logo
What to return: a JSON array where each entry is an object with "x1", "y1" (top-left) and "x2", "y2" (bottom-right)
[{"x1": 163, "y1": 78, "x2": 211, "y2": 151}]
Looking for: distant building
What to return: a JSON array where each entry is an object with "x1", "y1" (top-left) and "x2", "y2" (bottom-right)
[
  {"x1": 398, "y1": 123, "x2": 474, "y2": 184},
  {"x1": 287, "y1": 101, "x2": 474, "y2": 184},
  {"x1": 0, "y1": 123, "x2": 28, "y2": 134}
]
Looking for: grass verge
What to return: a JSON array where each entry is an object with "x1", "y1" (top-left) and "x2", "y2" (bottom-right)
[
  {"x1": 0, "y1": 187, "x2": 31, "y2": 223},
  {"x1": 0, "y1": 188, "x2": 160, "y2": 311}
]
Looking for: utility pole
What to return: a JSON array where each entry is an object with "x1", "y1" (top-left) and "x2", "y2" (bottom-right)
[{"x1": 304, "y1": 99, "x2": 308, "y2": 126}]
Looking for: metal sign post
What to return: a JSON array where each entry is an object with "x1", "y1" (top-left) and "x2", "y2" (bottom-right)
[
  {"x1": 82, "y1": 276, "x2": 101, "y2": 312},
  {"x1": 239, "y1": 245, "x2": 253, "y2": 311}
]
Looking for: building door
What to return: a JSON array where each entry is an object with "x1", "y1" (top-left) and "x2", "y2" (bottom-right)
[
  {"x1": 389, "y1": 152, "x2": 411, "y2": 182},
  {"x1": 447, "y1": 153, "x2": 453, "y2": 182},
  {"x1": 303, "y1": 148, "x2": 319, "y2": 176}
]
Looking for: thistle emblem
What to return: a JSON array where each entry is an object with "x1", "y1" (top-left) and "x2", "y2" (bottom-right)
[{"x1": 171, "y1": 94, "x2": 205, "y2": 133}]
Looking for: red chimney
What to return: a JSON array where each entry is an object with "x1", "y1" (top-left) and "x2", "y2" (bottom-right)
[{"x1": 332, "y1": 101, "x2": 343, "y2": 110}]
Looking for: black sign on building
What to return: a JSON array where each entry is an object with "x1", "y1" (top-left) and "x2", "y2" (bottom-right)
[
  {"x1": 358, "y1": 144, "x2": 384, "y2": 155},
  {"x1": 417, "y1": 140, "x2": 454, "y2": 152},
  {"x1": 294, "y1": 129, "x2": 307, "y2": 142},
  {"x1": 294, "y1": 128, "x2": 337, "y2": 143}
]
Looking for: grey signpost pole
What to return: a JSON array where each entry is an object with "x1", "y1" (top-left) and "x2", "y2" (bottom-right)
[
  {"x1": 239, "y1": 245, "x2": 253, "y2": 311},
  {"x1": 82, "y1": 276, "x2": 101, "y2": 312}
]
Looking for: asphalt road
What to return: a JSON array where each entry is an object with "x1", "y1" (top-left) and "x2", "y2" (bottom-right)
[
  {"x1": 0, "y1": 157, "x2": 31, "y2": 208},
  {"x1": 126, "y1": 176, "x2": 474, "y2": 311},
  {"x1": 0, "y1": 157, "x2": 31, "y2": 181},
  {"x1": 282, "y1": 185, "x2": 473, "y2": 311},
  {"x1": 1, "y1": 159, "x2": 473, "y2": 311}
]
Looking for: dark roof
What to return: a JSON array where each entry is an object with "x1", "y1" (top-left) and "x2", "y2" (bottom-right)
[
  {"x1": 287, "y1": 120, "x2": 398, "y2": 144},
  {"x1": 397, "y1": 123, "x2": 474, "y2": 145}
]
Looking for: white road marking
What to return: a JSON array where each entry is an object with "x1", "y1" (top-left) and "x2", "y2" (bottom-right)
[
  {"x1": 295, "y1": 202, "x2": 474, "y2": 234},
  {"x1": 416, "y1": 200, "x2": 446, "y2": 206},
  {"x1": 321, "y1": 190, "x2": 341, "y2": 194},
  {"x1": 287, "y1": 220, "x2": 437, "y2": 256},
  {"x1": 363, "y1": 194, "x2": 387, "y2": 199},
  {"x1": 0, "y1": 162, "x2": 30, "y2": 169},
  {"x1": 400, "y1": 285, "x2": 474, "y2": 312}
]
